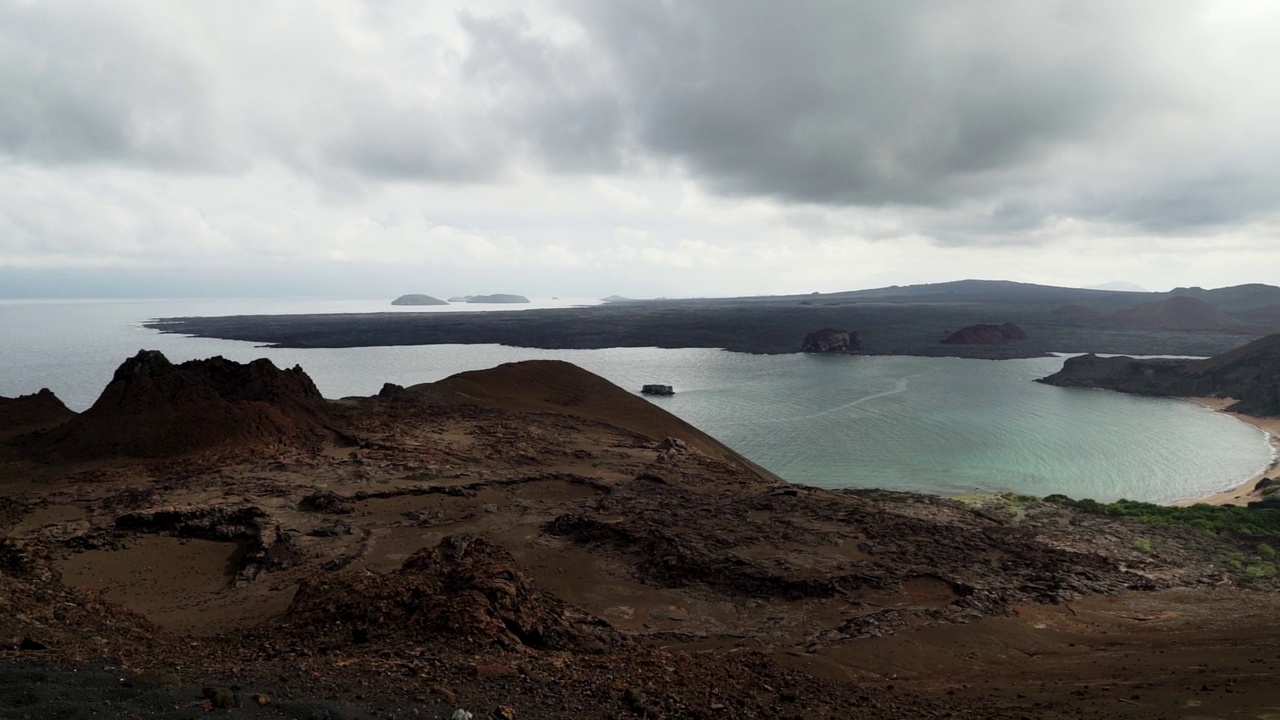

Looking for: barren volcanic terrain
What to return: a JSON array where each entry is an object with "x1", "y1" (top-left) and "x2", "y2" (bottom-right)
[
  {"x1": 2, "y1": 352, "x2": 1280, "y2": 718},
  {"x1": 145, "y1": 279, "x2": 1280, "y2": 359}
]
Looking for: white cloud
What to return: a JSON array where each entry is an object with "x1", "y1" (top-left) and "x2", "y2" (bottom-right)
[{"x1": 2, "y1": 0, "x2": 1280, "y2": 298}]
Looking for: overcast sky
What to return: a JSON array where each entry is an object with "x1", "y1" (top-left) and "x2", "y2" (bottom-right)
[{"x1": 2, "y1": 0, "x2": 1279, "y2": 299}]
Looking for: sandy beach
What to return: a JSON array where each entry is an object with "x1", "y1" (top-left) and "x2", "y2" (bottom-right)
[{"x1": 1177, "y1": 397, "x2": 1280, "y2": 506}]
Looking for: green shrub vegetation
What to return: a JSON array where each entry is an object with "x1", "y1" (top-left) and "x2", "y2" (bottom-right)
[{"x1": 1043, "y1": 495, "x2": 1280, "y2": 536}]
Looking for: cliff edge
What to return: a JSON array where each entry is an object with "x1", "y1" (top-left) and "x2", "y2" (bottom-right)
[{"x1": 1038, "y1": 333, "x2": 1280, "y2": 416}]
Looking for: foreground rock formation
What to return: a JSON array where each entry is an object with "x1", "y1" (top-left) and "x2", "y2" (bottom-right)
[
  {"x1": 1039, "y1": 332, "x2": 1280, "y2": 416},
  {"x1": 2, "y1": 352, "x2": 1280, "y2": 718},
  {"x1": 0, "y1": 389, "x2": 74, "y2": 439},
  {"x1": 23, "y1": 350, "x2": 343, "y2": 460}
]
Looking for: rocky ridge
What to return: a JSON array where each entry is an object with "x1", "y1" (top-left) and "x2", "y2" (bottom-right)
[
  {"x1": 0, "y1": 389, "x2": 74, "y2": 438},
  {"x1": 23, "y1": 351, "x2": 346, "y2": 460},
  {"x1": 1038, "y1": 332, "x2": 1280, "y2": 416}
]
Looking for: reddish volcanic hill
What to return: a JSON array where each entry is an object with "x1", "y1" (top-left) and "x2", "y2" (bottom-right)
[
  {"x1": 420, "y1": 359, "x2": 777, "y2": 481},
  {"x1": 29, "y1": 350, "x2": 341, "y2": 460},
  {"x1": 0, "y1": 389, "x2": 75, "y2": 440},
  {"x1": 1106, "y1": 296, "x2": 1241, "y2": 331}
]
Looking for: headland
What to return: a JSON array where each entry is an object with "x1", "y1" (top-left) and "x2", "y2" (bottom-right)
[{"x1": 145, "y1": 280, "x2": 1280, "y2": 359}]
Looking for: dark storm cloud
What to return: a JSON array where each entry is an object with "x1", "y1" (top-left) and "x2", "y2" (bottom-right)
[
  {"x1": 458, "y1": 12, "x2": 625, "y2": 172},
  {"x1": 327, "y1": 9, "x2": 625, "y2": 180},
  {"x1": 566, "y1": 0, "x2": 1129, "y2": 205},
  {"x1": 4, "y1": 0, "x2": 1278, "y2": 246},
  {"x1": 1084, "y1": 176, "x2": 1280, "y2": 234},
  {"x1": 0, "y1": 2, "x2": 224, "y2": 169}
]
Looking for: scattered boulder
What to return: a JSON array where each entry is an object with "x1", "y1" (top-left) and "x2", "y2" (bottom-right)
[
  {"x1": 202, "y1": 687, "x2": 240, "y2": 709},
  {"x1": 640, "y1": 384, "x2": 674, "y2": 396},
  {"x1": 941, "y1": 323, "x2": 1027, "y2": 346},
  {"x1": 801, "y1": 328, "x2": 859, "y2": 353},
  {"x1": 391, "y1": 294, "x2": 448, "y2": 306},
  {"x1": 299, "y1": 491, "x2": 354, "y2": 515},
  {"x1": 285, "y1": 534, "x2": 616, "y2": 651}
]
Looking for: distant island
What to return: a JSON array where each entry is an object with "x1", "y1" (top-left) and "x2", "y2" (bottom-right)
[
  {"x1": 447, "y1": 294, "x2": 530, "y2": 304},
  {"x1": 390, "y1": 294, "x2": 447, "y2": 306},
  {"x1": 145, "y1": 279, "x2": 1280, "y2": 359}
]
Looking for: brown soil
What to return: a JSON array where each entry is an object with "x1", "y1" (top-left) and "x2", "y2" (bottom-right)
[{"x1": 2, "y1": 355, "x2": 1280, "y2": 718}]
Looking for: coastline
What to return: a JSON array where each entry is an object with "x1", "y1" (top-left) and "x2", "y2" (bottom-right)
[{"x1": 1176, "y1": 397, "x2": 1280, "y2": 506}]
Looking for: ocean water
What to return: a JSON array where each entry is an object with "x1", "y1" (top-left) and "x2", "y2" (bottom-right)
[{"x1": 1, "y1": 298, "x2": 1273, "y2": 504}]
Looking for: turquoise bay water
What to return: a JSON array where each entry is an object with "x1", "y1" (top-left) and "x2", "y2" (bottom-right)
[{"x1": 1, "y1": 298, "x2": 1272, "y2": 504}]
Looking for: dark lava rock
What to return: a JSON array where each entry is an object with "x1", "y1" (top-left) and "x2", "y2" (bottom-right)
[
  {"x1": 299, "y1": 491, "x2": 354, "y2": 515},
  {"x1": 0, "y1": 388, "x2": 75, "y2": 436},
  {"x1": 941, "y1": 323, "x2": 1028, "y2": 345},
  {"x1": 640, "y1": 384, "x2": 674, "y2": 396},
  {"x1": 1105, "y1": 295, "x2": 1241, "y2": 331},
  {"x1": 1038, "y1": 332, "x2": 1280, "y2": 416},
  {"x1": 801, "y1": 328, "x2": 859, "y2": 353},
  {"x1": 284, "y1": 534, "x2": 616, "y2": 652},
  {"x1": 1052, "y1": 304, "x2": 1103, "y2": 320},
  {"x1": 202, "y1": 687, "x2": 240, "y2": 709},
  {"x1": 26, "y1": 351, "x2": 343, "y2": 459},
  {"x1": 391, "y1": 294, "x2": 448, "y2": 306}
]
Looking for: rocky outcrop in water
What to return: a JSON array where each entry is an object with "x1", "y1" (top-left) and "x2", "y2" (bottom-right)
[
  {"x1": 1038, "y1": 333, "x2": 1280, "y2": 416},
  {"x1": 801, "y1": 328, "x2": 859, "y2": 353},
  {"x1": 450, "y1": 294, "x2": 530, "y2": 304},
  {"x1": 391, "y1": 294, "x2": 447, "y2": 306},
  {"x1": 941, "y1": 323, "x2": 1027, "y2": 345}
]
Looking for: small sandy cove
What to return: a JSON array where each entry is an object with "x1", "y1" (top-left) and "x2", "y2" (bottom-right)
[{"x1": 1178, "y1": 397, "x2": 1280, "y2": 506}]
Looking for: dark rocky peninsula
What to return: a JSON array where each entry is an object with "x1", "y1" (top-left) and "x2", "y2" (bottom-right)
[
  {"x1": 1038, "y1": 333, "x2": 1280, "y2": 416},
  {"x1": 146, "y1": 280, "x2": 1280, "y2": 360},
  {"x1": 391, "y1": 294, "x2": 448, "y2": 306}
]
